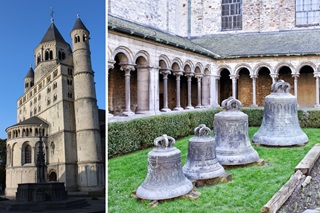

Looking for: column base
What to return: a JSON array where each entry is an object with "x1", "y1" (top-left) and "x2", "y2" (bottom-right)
[
  {"x1": 185, "y1": 106, "x2": 194, "y2": 110},
  {"x1": 173, "y1": 107, "x2": 184, "y2": 111},
  {"x1": 315, "y1": 104, "x2": 320, "y2": 108},
  {"x1": 251, "y1": 104, "x2": 258, "y2": 108},
  {"x1": 135, "y1": 110, "x2": 150, "y2": 114},
  {"x1": 161, "y1": 108, "x2": 172, "y2": 112},
  {"x1": 108, "y1": 113, "x2": 113, "y2": 118},
  {"x1": 121, "y1": 111, "x2": 135, "y2": 116},
  {"x1": 195, "y1": 105, "x2": 203, "y2": 109}
]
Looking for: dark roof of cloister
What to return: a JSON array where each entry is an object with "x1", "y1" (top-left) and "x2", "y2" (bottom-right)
[
  {"x1": 191, "y1": 30, "x2": 320, "y2": 58},
  {"x1": 6, "y1": 116, "x2": 49, "y2": 130},
  {"x1": 108, "y1": 14, "x2": 220, "y2": 58},
  {"x1": 108, "y1": 14, "x2": 320, "y2": 59}
]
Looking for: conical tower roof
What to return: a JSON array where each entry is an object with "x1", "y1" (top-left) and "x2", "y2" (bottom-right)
[
  {"x1": 25, "y1": 66, "x2": 34, "y2": 79},
  {"x1": 71, "y1": 16, "x2": 89, "y2": 34},
  {"x1": 40, "y1": 22, "x2": 67, "y2": 44}
]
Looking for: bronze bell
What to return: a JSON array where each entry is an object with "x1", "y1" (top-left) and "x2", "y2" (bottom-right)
[
  {"x1": 214, "y1": 97, "x2": 260, "y2": 165},
  {"x1": 136, "y1": 134, "x2": 193, "y2": 200},
  {"x1": 252, "y1": 80, "x2": 308, "y2": 146},
  {"x1": 183, "y1": 124, "x2": 225, "y2": 180}
]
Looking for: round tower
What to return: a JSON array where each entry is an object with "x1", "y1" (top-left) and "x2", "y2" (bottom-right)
[
  {"x1": 70, "y1": 16, "x2": 104, "y2": 191},
  {"x1": 24, "y1": 65, "x2": 34, "y2": 92}
]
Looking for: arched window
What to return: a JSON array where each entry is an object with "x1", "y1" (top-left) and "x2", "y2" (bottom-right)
[
  {"x1": 45, "y1": 49, "x2": 53, "y2": 60},
  {"x1": 49, "y1": 171, "x2": 57, "y2": 181},
  {"x1": 75, "y1": 35, "x2": 80, "y2": 43},
  {"x1": 83, "y1": 34, "x2": 88, "y2": 42},
  {"x1": 37, "y1": 54, "x2": 41, "y2": 65},
  {"x1": 25, "y1": 145, "x2": 31, "y2": 164},
  {"x1": 7, "y1": 145, "x2": 11, "y2": 167},
  {"x1": 58, "y1": 50, "x2": 66, "y2": 60}
]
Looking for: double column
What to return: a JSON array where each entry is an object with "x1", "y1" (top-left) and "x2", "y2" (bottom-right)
[
  {"x1": 185, "y1": 72, "x2": 194, "y2": 109},
  {"x1": 120, "y1": 63, "x2": 136, "y2": 116},
  {"x1": 315, "y1": 75, "x2": 320, "y2": 108},
  {"x1": 230, "y1": 75, "x2": 238, "y2": 98},
  {"x1": 195, "y1": 74, "x2": 203, "y2": 108},
  {"x1": 108, "y1": 60, "x2": 116, "y2": 117}
]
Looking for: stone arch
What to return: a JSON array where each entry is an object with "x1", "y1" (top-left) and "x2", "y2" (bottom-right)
[
  {"x1": 297, "y1": 64, "x2": 316, "y2": 107},
  {"x1": 12, "y1": 142, "x2": 19, "y2": 166},
  {"x1": 195, "y1": 62, "x2": 204, "y2": 74},
  {"x1": 21, "y1": 141, "x2": 32, "y2": 165},
  {"x1": 237, "y1": 67, "x2": 252, "y2": 106},
  {"x1": 219, "y1": 68, "x2": 232, "y2": 104},
  {"x1": 296, "y1": 62, "x2": 316, "y2": 74},
  {"x1": 204, "y1": 64, "x2": 211, "y2": 74},
  {"x1": 202, "y1": 67, "x2": 211, "y2": 107},
  {"x1": 254, "y1": 63, "x2": 273, "y2": 76},
  {"x1": 234, "y1": 63, "x2": 252, "y2": 76},
  {"x1": 111, "y1": 46, "x2": 134, "y2": 64},
  {"x1": 274, "y1": 62, "x2": 295, "y2": 75},
  {"x1": 48, "y1": 169, "x2": 57, "y2": 181},
  {"x1": 134, "y1": 51, "x2": 150, "y2": 114},
  {"x1": 171, "y1": 58, "x2": 183, "y2": 71},
  {"x1": 183, "y1": 60, "x2": 194, "y2": 72},
  {"x1": 134, "y1": 50, "x2": 150, "y2": 66},
  {"x1": 217, "y1": 65, "x2": 232, "y2": 77},
  {"x1": 108, "y1": 46, "x2": 113, "y2": 61},
  {"x1": 159, "y1": 54, "x2": 171, "y2": 69}
]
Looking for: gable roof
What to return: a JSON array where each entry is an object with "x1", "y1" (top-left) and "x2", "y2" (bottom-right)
[
  {"x1": 6, "y1": 116, "x2": 49, "y2": 130},
  {"x1": 191, "y1": 30, "x2": 320, "y2": 58}
]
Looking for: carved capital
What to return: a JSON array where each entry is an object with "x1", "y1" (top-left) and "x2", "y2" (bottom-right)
[
  {"x1": 173, "y1": 70, "x2": 184, "y2": 76},
  {"x1": 119, "y1": 63, "x2": 136, "y2": 72},
  {"x1": 108, "y1": 60, "x2": 116, "y2": 70},
  {"x1": 160, "y1": 68, "x2": 172, "y2": 75}
]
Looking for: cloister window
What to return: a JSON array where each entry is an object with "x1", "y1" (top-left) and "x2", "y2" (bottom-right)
[
  {"x1": 47, "y1": 86, "x2": 51, "y2": 93},
  {"x1": 37, "y1": 53, "x2": 41, "y2": 65},
  {"x1": 53, "y1": 82, "x2": 57, "y2": 89},
  {"x1": 296, "y1": 0, "x2": 320, "y2": 26},
  {"x1": 53, "y1": 94, "x2": 57, "y2": 102},
  {"x1": 53, "y1": 70, "x2": 58, "y2": 77},
  {"x1": 221, "y1": 0, "x2": 242, "y2": 31},
  {"x1": 38, "y1": 94, "x2": 41, "y2": 100},
  {"x1": 47, "y1": 98, "x2": 51, "y2": 106},
  {"x1": 67, "y1": 79, "x2": 72, "y2": 86},
  {"x1": 38, "y1": 105, "x2": 41, "y2": 112},
  {"x1": 24, "y1": 145, "x2": 31, "y2": 164}
]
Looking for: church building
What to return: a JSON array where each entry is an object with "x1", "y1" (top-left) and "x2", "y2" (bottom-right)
[
  {"x1": 108, "y1": 0, "x2": 320, "y2": 118},
  {"x1": 5, "y1": 16, "x2": 105, "y2": 196}
]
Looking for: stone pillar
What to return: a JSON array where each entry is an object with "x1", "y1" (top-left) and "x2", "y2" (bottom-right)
[
  {"x1": 136, "y1": 65, "x2": 150, "y2": 114},
  {"x1": 250, "y1": 75, "x2": 258, "y2": 107},
  {"x1": 108, "y1": 60, "x2": 115, "y2": 117},
  {"x1": 230, "y1": 75, "x2": 238, "y2": 98},
  {"x1": 120, "y1": 64, "x2": 135, "y2": 116},
  {"x1": 195, "y1": 74, "x2": 203, "y2": 108},
  {"x1": 202, "y1": 73, "x2": 210, "y2": 107},
  {"x1": 214, "y1": 76, "x2": 220, "y2": 106},
  {"x1": 315, "y1": 76, "x2": 320, "y2": 108},
  {"x1": 173, "y1": 71, "x2": 184, "y2": 111},
  {"x1": 185, "y1": 73, "x2": 194, "y2": 109},
  {"x1": 292, "y1": 74, "x2": 299, "y2": 97},
  {"x1": 149, "y1": 66, "x2": 160, "y2": 114},
  {"x1": 160, "y1": 69, "x2": 172, "y2": 112}
]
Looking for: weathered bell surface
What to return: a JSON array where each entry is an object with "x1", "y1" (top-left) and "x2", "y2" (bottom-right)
[
  {"x1": 252, "y1": 80, "x2": 308, "y2": 146},
  {"x1": 136, "y1": 134, "x2": 193, "y2": 200},
  {"x1": 214, "y1": 97, "x2": 260, "y2": 165},
  {"x1": 183, "y1": 124, "x2": 225, "y2": 180}
]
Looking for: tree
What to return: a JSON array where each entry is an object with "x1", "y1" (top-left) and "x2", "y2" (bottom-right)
[{"x1": 0, "y1": 139, "x2": 6, "y2": 193}]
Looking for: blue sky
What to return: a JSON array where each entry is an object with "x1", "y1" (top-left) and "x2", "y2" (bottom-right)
[{"x1": 0, "y1": 1, "x2": 105, "y2": 139}]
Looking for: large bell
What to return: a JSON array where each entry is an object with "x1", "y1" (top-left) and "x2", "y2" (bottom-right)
[
  {"x1": 252, "y1": 80, "x2": 308, "y2": 146},
  {"x1": 214, "y1": 97, "x2": 260, "y2": 165},
  {"x1": 136, "y1": 134, "x2": 193, "y2": 200},
  {"x1": 183, "y1": 124, "x2": 225, "y2": 180}
]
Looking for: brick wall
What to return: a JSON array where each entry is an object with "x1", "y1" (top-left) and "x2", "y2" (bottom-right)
[{"x1": 238, "y1": 69, "x2": 252, "y2": 107}]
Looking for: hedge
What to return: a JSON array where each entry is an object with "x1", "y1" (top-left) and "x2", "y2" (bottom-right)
[{"x1": 108, "y1": 108, "x2": 320, "y2": 158}]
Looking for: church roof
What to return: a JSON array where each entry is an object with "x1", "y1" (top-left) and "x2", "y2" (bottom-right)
[
  {"x1": 108, "y1": 14, "x2": 220, "y2": 58},
  {"x1": 72, "y1": 17, "x2": 89, "y2": 33},
  {"x1": 40, "y1": 22, "x2": 67, "y2": 44},
  {"x1": 25, "y1": 66, "x2": 34, "y2": 79},
  {"x1": 191, "y1": 30, "x2": 320, "y2": 58},
  {"x1": 6, "y1": 116, "x2": 48, "y2": 130}
]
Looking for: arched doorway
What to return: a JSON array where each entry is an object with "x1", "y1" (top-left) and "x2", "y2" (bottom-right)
[
  {"x1": 219, "y1": 69, "x2": 232, "y2": 104},
  {"x1": 237, "y1": 68, "x2": 252, "y2": 107},
  {"x1": 298, "y1": 66, "x2": 315, "y2": 107},
  {"x1": 256, "y1": 67, "x2": 272, "y2": 106},
  {"x1": 278, "y1": 66, "x2": 294, "y2": 94}
]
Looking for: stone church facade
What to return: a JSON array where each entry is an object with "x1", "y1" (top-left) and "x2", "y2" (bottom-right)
[
  {"x1": 108, "y1": 0, "x2": 320, "y2": 118},
  {"x1": 5, "y1": 17, "x2": 105, "y2": 196}
]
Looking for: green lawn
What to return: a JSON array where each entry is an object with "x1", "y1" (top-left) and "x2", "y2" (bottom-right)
[{"x1": 108, "y1": 128, "x2": 320, "y2": 213}]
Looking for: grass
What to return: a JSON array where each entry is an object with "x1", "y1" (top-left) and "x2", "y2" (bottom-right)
[{"x1": 108, "y1": 128, "x2": 320, "y2": 213}]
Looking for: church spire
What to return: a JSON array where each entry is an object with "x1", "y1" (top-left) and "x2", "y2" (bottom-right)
[{"x1": 50, "y1": 6, "x2": 54, "y2": 23}]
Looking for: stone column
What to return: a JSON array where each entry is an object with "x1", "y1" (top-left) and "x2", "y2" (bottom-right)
[
  {"x1": 136, "y1": 65, "x2": 150, "y2": 114},
  {"x1": 202, "y1": 73, "x2": 210, "y2": 107},
  {"x1": 108, "y1": 60, "x2": 115, "y2": 117},
  {"x1": 173, "y1": 71, "x2": 184, "y2": 111},
  {"x1": 230, "y1": 75, "x2": 238, "y2": 99},
  {"x1": 185, "y1": 73, "x2": 194, "y2": 109},
  {"x1": 214, "y1": 76, "x2": 220, "y2": 106},
  {"x1": 315, "y1": 76, "x2": 320, "y2": 108},
  {"x1": 250, "y1": 75, "x2": 258, "y2": 107},
  {"x1": 120, "y1": 64, "x2": 135, "y2": 116},
  {"x1": 160, "y1": 69, "x2": 172, "y2": 112},
  {"x1": 149, "y1": 66, "x2": 160, "y2": 114},
  {"x1": 292, "y1": 74, "x2": 299, "y2": 97},
  {"x1": 195, "y1": 74, "x2": 203, "y2": 108}
]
